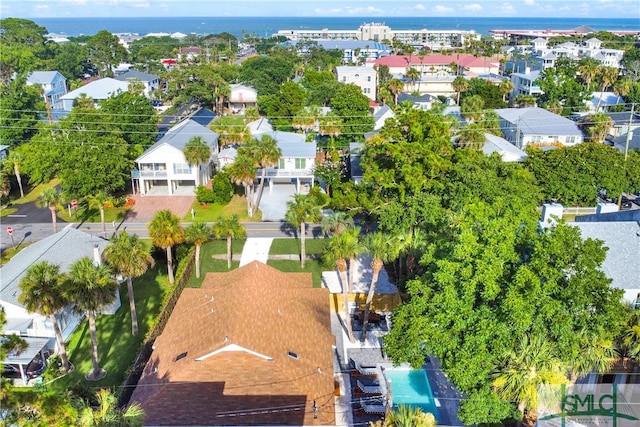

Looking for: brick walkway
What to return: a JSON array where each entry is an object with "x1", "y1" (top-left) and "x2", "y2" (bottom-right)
[{"x1": 124, "y1": 195, "x2": 195, "y2": 222}]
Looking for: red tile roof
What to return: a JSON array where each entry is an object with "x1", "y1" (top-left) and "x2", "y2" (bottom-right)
[
  {"x1": 371, "y1": 54, "x2": 498, "y2": 68},
  {"x1": 131, "y1": 261, "x2": 336, "y2": 425}
]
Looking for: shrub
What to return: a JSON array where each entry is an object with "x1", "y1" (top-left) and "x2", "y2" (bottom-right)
[
  {"x1": 194, "y1": 185, "x2": 216, "y2": 204},
  {"x1": 43, "y1": 355, "x2": 64, "y2": 382},
  {"x1": 211, "y1": 172, "x2": 233, "y2": 205}
]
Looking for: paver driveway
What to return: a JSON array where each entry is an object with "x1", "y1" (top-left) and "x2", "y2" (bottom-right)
[{"x1": 124, "y1": 195, "x2": 195, "y2": 222}]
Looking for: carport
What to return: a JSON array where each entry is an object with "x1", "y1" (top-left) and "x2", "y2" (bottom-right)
[{"x1": 2, "y1": 337, "x2": 49, "y2": 385}]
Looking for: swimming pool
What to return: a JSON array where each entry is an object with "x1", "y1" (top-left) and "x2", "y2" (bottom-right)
[{"x1": 384, "y1": 368, "x2": 439, "y2": 419}]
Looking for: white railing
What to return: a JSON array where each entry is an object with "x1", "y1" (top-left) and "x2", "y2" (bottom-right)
[
  {"x1": 259, "y1": 168, "x2": 314, "y2": 178},
  {"x1": 139, "y1": 170, "x2": 168, "y2": 178}
]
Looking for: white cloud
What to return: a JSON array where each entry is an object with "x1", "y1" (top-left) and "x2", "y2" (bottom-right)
[
  {"x1": 463, "y1": 3, "x2": 483, "y2": 11},
  {"x1": 414, "y1": 4, "x2": 426, "y2": 10},
  {"x1": 524, "y1": 0, "x2": 537, "y2": 5},
  {"x1": 499, "y1": 2, "x2": 516, "y2": 13},
  {"x1": 61, "y1": 0, "x2": 87, "y2": 4},
  {"x1": 34, "y1": 4, "x2": 49, "y2": 10},
  {"x1": 433, "y1": 5, "x2": 454, "y2": 13}
]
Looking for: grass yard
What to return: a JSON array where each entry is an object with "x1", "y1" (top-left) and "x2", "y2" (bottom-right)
[
  {"x1": 1, "y1": 242, "x2": 32, "y2": 264},
  {"x1": 58, "y1": 205, "x2": 131, "y2": 224},
  {"x1": 9, "y1": 179, "x2": 61, "y2": 205},
  {"x1": 185, "y1": 195, "x2": 262, "y2": 222},
  {"x1": 269, "y1": 237, "x2": 327, "y2": 256},
  {"x1": 0, "y1": 206, "x2": 17, "y2": 217},
  {"x1": 186, "y1": 238, "x2": 246, "y2": 288},
  {"x1": 267, "y1": 259, "x2": 326, "y2": 288},
  {"x1": 48, "y1": 264, "x2": 171, "y2": 392}
]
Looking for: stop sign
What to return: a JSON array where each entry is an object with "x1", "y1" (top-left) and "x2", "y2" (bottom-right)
[
  {"x1": 6, "y1": 226, "x2": 13, "y2": 235},
  {"x1": 71, "y1": 199, "x2": 78, "y2": 208}
]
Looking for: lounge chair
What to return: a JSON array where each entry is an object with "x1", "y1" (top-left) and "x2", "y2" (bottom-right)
[
  {"x1": 355, "y1": 379, "x2": 383, "y2": 395},
  {"x1": 359, "y1": 398, "x2": 387, "y2": 415},
  {"x1": 351, "y1": 360, "x2": 378, "y2": 376}
]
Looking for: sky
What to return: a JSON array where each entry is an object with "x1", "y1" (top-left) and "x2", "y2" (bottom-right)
[{"x1": 1, "y1": 0, "x2": 639, "y2": 19}]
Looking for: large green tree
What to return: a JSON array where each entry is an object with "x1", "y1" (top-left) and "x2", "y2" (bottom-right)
[
  {"x1": 0, "y1": 76, "x2": 45, "y2": 146},
  {"x1": 100, "y1": 91, "x2": 158, "y2": 148},
  {"x1": 85, "y1": 30, "x2": 128, "y2": 77},
  {"x1": 0, "y1": 18, "x2": 52, "y2": 83},
  {"x1": 258, "y1": 81, "x2": 305, "y2": 130},
  {"x1": 239, "y1": 55, "x2": 294, "y2": 97},
  {"x1": 212, "y1": 215, "x2": 246, "y2": 269},
  {"x1": 103, "y1": 231, "x2": 154, "y2": 336},
  {"x1": 76, "y1": 388, "x2": 144, "y2": 427},
  {"x1": 329, "y1": 84, "x2": 374, "y2": 145}
]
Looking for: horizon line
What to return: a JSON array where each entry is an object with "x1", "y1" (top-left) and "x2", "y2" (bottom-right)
[{"x1": 24, "y1": 15, "x2": 639, "y2": 20}]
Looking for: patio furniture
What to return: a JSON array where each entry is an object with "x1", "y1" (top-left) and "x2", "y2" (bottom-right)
[
  {"x1": 359, "y1": 398, "x2": 387, "y2": 415},
  {"x1": 352, "y1": 360, "x2": 379, "y2": 377},
  {"x1": 355, "y1": 379, "x2": 383, "y2": 395}
]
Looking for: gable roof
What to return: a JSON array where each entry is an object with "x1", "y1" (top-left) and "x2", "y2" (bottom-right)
[
  {"x1": 0, "y1": 227, "x2": 108, "y2": 308},
  {"x1": 114, "y1": 69, "x2": 159, "y2": 82},
  {"x1": 26, "y1": 71, "x2": 64, "y2": 85},
  {"x1": 136, "y1": 119, "x2": 218, "y2": 161},
  {"x1": 189, "y1": 107, "x2": 216, "y2": 127},
  {"x1": 397, "y1": 93, "x2": 437, "y2": 104},
  {"x1": 373, "y1": 104, "x2": 394, "y2": 122},
  {"x1": 60, "y1": 77, "x2": 129, "y2": 101},
  {"x1": 495, "y1": 107, "x2": 583, "y2": 137},
  {"x1": 131, "y1": 261, "x2": 335, "y2": 425},
  {"x1": 247, "y1": 117, "x2": 274, "y2": 135},
  {"x1": 482, "y1": 133, "x2": 527, "y2": 162}
]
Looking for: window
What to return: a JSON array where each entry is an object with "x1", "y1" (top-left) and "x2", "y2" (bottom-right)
[
  {"x1": 173, "y1": 163, "x2": 191, "y2": 174},
  {"x1": 295, "y1": 158, "x2": 306, "y2": 169},
  {"x1": 531, "y1": 136, "x2": 542, "y2": 143},
  {"x1": 566, "y1": 136, "x2": 577, "y2": 144},
  {"x1": 367, "y1": 76, "x2": 371, "y2": 82},
  {"x1": 354, "y1": 74, "x2": 360, "y2": 80},
  {"x1": 363, "y1": 88, "x2": 370, "y2": 94},
  {"x1": 175, "y1": 352, "x2": 188, "y2": 362},
  {"x1": 342, "y1": 76, "x2": 347, "y2": 82},
  {"x1": 287, "y1": 351, "x2": 299, "y2": 360},
  {"x1": 279, "y1": 159, "x2": 285, "y2": 169}
]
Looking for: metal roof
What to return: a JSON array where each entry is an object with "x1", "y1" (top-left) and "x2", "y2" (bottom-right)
[
  {"x1": 2, "y1": 337, "x2": 50, "y2": 365},
  {"x1": 495, "y1": 107, "x2": 583, "y2": 137},
  {"x1": 136, "y1": 119, "x2": 218, "y2": 161},
  {"x1": 60, "y1": 77, "x2": 129, "y2": 101}
]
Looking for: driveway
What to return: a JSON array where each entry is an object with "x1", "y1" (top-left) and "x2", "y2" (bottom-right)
[
  {"x1": 258, "y1": 183, "x2": 297, "y2": 222},
  {"x1": 124, "y1": 195, "x2": 195, "y2": 222},
  {"x1": 3, "y1": 201, "x2": 66, "y2": 225}
]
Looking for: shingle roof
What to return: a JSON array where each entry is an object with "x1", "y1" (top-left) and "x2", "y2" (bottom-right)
[
  {"x1": 570, "y1": 222, "x2": 640, "y2": 291},
  {"x1": 0, "y1": 227, "x2": 108, "y2": 308},
  {"x1": 373, "y1": 105, "x2": 394, "y2": 122},
  {"x1": 482, "y1": 133, "x2": 527, "y2": 162},
  {"x1": 136, "y1": 119, "x2": 218, "y2": 161},
  {"x1": 495, "y1": 107, "x2": 583, "y2": 137},
  {"x1": 60, "y1": 77, "x2": 129, "y2": 101},
  {"x1": 131, "y1": 261, "x2": 335, "y2": 425},
  {"x1": 114, "y1": 69, "x2": 159, "y2": 82}
]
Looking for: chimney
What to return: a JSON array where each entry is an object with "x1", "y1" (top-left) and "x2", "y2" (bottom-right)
[{"x1": 93, "y1": 243, "x2": 101, "y2": 266}]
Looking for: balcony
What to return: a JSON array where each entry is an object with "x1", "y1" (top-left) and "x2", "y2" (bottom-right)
[
  {"x1": 139, "y1": 170, "x2": 168, "y2": 178},
  {"x1": 259, "y1": 168, "x2": 314, "y2": 178}
]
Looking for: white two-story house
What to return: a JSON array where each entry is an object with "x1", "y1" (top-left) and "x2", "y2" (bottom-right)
[
  {"x1": 134, "y1": 119, "x2": 219, "y2": 195},
  {"x1": 115, "y1": 69, "x2": 160, "y2": 97},
  {"x1": 26, "y1": 71, "x2": 68, "y2": 109},
  {"x1": 495, "y1": 107, "x2": 584, "y2": 149},
  {"x1": 336, "y1": 66, "x2": 377, "y2": 100}
]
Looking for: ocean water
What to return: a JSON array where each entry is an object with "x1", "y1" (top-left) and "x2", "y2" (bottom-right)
[{"x1": 31, "y1": 16, "x2": 640, "y2": 39}]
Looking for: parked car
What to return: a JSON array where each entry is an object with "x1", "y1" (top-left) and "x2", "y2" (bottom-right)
[
  {"x1": 26, "y1": 359, "x2": 45, "y2": 379},
  {"x1": 2, "y1": 364, "x2": 19, "y2": 377},
  {"x1": 151, "y1": 100, "x2": 164, "y2": 107}
]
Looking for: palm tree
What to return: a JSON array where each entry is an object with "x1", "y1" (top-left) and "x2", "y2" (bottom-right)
[
  {"x1": 452, "y1": 76, "x2": 468, "y2": 106},
  {"x1": 620, "y1": 310, "x2": 640, "y2": 360},
  {"x1": 360, "y1": 232, "x2": 398, "y2": 342},
  {"x1": 212, "y1": 215, "x2": 246, "y2": 269},
  {"x1": 387, "y1": 404, "x2": 436, "y2": 427},
  {"x1": 324, "y1": 230, "x2": 360, "y2": 343},
  {"x1": 76, "y1": 388, "x2": 145, "y2": 427},
  {"x1": 5, "y1": 152, "x2": 24, "y2": 198},
  {"x1": 148, "y1": 210, "x2": 185, "y2": 284},
  {"x1": 405, "y1": 67, "x2": 420, "y2": 92},
  {"x1": 569, "y1": 336, "x2": 616, "y2": 381},
  {"x1": 86, "y1": 191, "x2": 111, "y2": 238},
  {"x1": 595, "y1": 66, "x2": 620, "y2": 111},
  {"x1": 185, "y1": 221, "x2": 211, "y2": 278},
  {"x1": 461, "y1": 95, "x2": 485, "y2": 123},
  {"x1": 584, "y1": 112, "x2": 613, "y2": 143},
  {"x1": 183, "y1": 136, "x2": 211, "y2": 186},
  {"x1": 227, "y1": 154, "x2": 257, "y2": 216},
  {"x1": 613, "y1": 78, "x2": 632, "y2": 100},
  {"x1": 492, "y1": 334, "x2": 568, "y2": 417},
  {"x1": 577, "y1": 58, "x2": 599, "y2": 90},
  {"x1": 103, "y1": 231, "x2": 154, "y2": 336},
  {"x1": 37, "y1": 188, "x2": 62, "y2": 233},
  {"x1": 499, "y1": 79, "x2": 514, "y2": 103},
  {"x1": 457, "y1": 123, "x2": 487, "y2": 149},
  {"x1": 248, "y1": 135, "x2": 282, "y2": 213},
  {"x1": 343, "y1": 226, "x2": 363, "y2": 293},
  {"x1": 285, "y1": 194, "x2": 323, "y2": 268},
  {"x1": 388, "y1": 79, "x2": 405, "y2": 105},
  {"x1": 66, "y1": 257, "x2": 118, "y2": 380},
  {"x1": 18, "y1": 262, "x2": 71, "y2": 372},
  {"x1": 292, "y1": 108, "x2": 316, "y2": 134},
  {"x1": 321, "y1": 211, "x2": 354, "y2": 236},
  {"x1": 318, "y1": 112, "x2": 343, "y2": 148}
]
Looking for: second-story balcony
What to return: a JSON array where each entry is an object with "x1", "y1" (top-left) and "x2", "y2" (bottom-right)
[
  {"x1": 139, "y1": 170, "x2": 168, "y2": 178},
  {"x1": 258, "y1": 168, "x2": 314, "y2": 178}
]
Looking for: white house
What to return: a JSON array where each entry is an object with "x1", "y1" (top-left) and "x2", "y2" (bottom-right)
[
  {"x1": 26, "y1": 71, "x2": 68, "y2": 109},
  {"x1": 115, "y1": 69, "x2": 160, "y2": 96},
  {"x1": 228, "y1": 83, "x2": 258, "y2": 114},
  {"x1": 336, "y1": 66, "x2": 377, "y2": 100},
  {"x1": 509, "y1": 69, "x2": 543, "y2": 98},
  {"x1": 134, "y1": 118, "x2": 219, "y2": 196},
  {"x1": 397, "y1": 93, "x2": 441, "y2": 111},
  {"x1": 0, "y1": 227, "x2": 117, "y2": 347},
  {"x1": 481, "y1": 133, "x2": 528, "y2": 162},
  {"x1": 60, "y1": 77, "x2": 129, "y2": 111},
  {"x1": 495, "y1": 107, "x2": 584, "y2": 149},
  {"x1": 372, "y1": 104, "x2": 395, "y2": 130}
]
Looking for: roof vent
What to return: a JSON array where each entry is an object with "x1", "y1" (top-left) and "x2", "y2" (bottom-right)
[
  {"x1": 175, "y1": 351, "x2": 188, "y2": 362},
  {"x1": 287, "y1": 350, "x2": 299, "y2": 360}
]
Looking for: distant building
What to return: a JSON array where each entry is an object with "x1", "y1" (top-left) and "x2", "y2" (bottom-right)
[
  {"x1": 509, "y1": 69, "x2": 543, "y2": 98},
  {"x1": 114, "y1": 69, "x2": 160, "y2": 96},
  {"x1": 335, "y1": 66, "x2": 377, "y2": 100},
  {"x1": 275, "y1": 22, "x2": 479, "y2": 50},
  {"x1": 489, "y1": 25, "x2": 640, "y2": 43},
  {"x1": 26, "y1": 71, "x2": 68, "y2": 109},
  {"x1": 292, "y1": 39, "x2": 391, "y2": 63},
  {"x1": 60, "y1": 77, "x2": 129, "y2": 111},
  {"x1": 227, "y1": 83, "x2": 258, "y2": 114}
]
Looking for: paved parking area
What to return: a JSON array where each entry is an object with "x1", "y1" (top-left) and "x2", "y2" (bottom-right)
[
  {"x1": 124, "y1": 195, "x2": 195, "y2": 222},
  {"x1": 258, "y1": 183, "x2": 297, "y2": 221}
]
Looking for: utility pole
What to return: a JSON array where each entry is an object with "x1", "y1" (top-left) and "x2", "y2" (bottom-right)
[{"x1": 617, "y1": 103, "x2": 635, "y2": 209}]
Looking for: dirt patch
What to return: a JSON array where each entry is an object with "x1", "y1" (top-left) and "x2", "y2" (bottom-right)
[{"x1": 124, "y1": 195, "x2": 195, "y2": 222}]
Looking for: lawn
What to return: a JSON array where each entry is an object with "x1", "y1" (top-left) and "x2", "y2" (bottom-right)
[
  {"x1": 186, "y1": 238, "x2": 245, "y2": 288},
  {"x1": 184, "y1": 194, "x2": 261, "y2": 222},
  {"x1": 48, "y1": 264, "x2": 171, "y2": 392},
  {"x1": 9, "y1": 179, "x2": 61, "y2": 205},
  {"x1": 1, "y1": 242, "x2": 32, "y2": 264},
  {"x1": 58, "y1": 205, "x2": 131, "y2": 224}
]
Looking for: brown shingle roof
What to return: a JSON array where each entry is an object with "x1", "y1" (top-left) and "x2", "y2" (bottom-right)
[{"x1": 131, "y1": 261, "x2": 335, "y2": 425}]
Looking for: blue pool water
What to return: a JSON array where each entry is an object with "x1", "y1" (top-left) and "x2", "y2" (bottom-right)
[{"x1": 384, "y1": 369, "x2": 439, "y2": 419}]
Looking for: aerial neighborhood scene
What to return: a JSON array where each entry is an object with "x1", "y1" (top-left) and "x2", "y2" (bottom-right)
[{"x1": 2, "y1": 0, "x2": 640, "y2": 425}]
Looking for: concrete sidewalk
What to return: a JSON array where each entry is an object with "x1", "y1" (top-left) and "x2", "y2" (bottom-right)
[{"x1": 239, "y1": 238, "x2": 273, "y2": 266}]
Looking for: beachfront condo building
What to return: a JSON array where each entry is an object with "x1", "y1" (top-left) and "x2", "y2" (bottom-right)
[{"x1": 274, "y1": 22, "x2": 479, "y2": 50}]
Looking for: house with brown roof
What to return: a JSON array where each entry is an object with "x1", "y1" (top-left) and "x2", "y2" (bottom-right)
[{"x1": 131, "y1": 261, "x2": 336, "y2": 426}]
